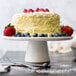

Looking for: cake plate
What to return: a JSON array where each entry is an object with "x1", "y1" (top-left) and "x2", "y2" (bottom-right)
[{"x1": 2, "y1": 36, "x2": 72, "y2": 63}]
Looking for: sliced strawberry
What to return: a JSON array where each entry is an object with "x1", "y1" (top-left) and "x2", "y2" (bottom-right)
[
  {"x1": 23, "y1": 9, "x2": 27, "y2": 13},
  {"x1": 38, "y1": 8, "x2": 45, "y2": 12},
  {"x1": 27, "y1": 9, "x2": 34, "y2": 13},
  {"x1": 44, "y1": 8, "x2": 49, "y2": 12},
  {"x1": 35, "y1": 8, "x2": 39, "y2": 12}
]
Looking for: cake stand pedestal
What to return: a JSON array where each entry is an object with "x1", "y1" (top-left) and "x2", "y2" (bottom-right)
[
  {"x1": 2, "y1": 36, "x2": 72, "y2": 63},
  {"x1": 25, "y1": 41, "x2": 49, "y2": 63}
]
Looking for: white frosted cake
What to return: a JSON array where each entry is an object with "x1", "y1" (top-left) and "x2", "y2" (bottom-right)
[{"x1": 12, "y1": 8, "x2": 60, "y2": 36}]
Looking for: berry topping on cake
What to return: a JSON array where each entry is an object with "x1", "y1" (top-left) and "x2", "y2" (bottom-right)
[
  {"x1": 35, "y1": 8, "x2": 39, "y2": 12},
  {"x1": 14, "y1": 32, "x2": 31, "y2": 37},
  {"x1": 54, "y1": 33, "x2": 61, "y2": 37},
  {"x1": 61, "y1": 26, "x2": 65, "y2": 31},
  {"x1": 23, "y1": 33, "x2": 30, "y2": 37},
  {"x1": 27, "y1": 9, "x2": 34, "y2": 13},
  {"x1": 33, "y1": 33, "x2": 38, "y2": 37},
  {"x1": 4, "y1": 23, "x2": 16, "y2": 36},
  {"x1": 23, "y1": 9, "x2": 27, "y2": 13},
  {"x1": 14, "y1": 32, "x2": 22, "y2": 37},
  {"x1": 61, "y1": 32, "x2": 68, "y2": 36},
  {"x1": 50, "y1": 34, "x2": 54, "y2": 37},
  {"x1": 38, "y1": 8, "x2": 45, "y2": 12},
  {"x1": 61, "y1": 26, "x2": 73, "y2": 36},
  {"x1": 38, "y1": 34, "x2": 48, "y2": 37},
  {"x1": 43, "y1": 34, "x2": 48, "y2": 37},
  {"x1": 44, "y1": 8, "x2": 49, "y2": 12},
  {"x1": 23, "y1": 8, "x2": 50, "y2": 13},
  {"x1": 38, "y1": 34, "x2": 43, "y2": 37}
]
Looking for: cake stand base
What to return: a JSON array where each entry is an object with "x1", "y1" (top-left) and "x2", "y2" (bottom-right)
[
  {"x1": 25, "y1": 41, "x2": 50, "y2": 63},
  {"x1": 2, "y1": 36, "x2": 72, "y2": 64}
]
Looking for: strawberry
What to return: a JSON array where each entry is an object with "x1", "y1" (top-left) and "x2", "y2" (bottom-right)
[
  {"x1": 27, "y1": 9, "x2": 34, "y2": 13},
  {"x1": 23, "y1": 9, "x2": 27, "y2": 13},
  {"x1": 4, "y1": 24, "x2": 16, "y2": 36},
  {"x1": 61, "y1": 26, "x2": 73, "y2": 36},
  {"x1": 35, "y1": 8, "x2": 39, "y2": 12},
  {"x1": 38, "y1": 8, "x2": 45, "y2": 12},
  {"x1": 44, "y1": 8, "x2": 49, "y2": 12},
  {"x1": 61, "y1": 26, "x2": 65, "y2": 32}
]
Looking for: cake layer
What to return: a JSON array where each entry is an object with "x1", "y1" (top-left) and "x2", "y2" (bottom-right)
[{"x1": 12, "y1": 12, "x2": 60, "y2": 35}]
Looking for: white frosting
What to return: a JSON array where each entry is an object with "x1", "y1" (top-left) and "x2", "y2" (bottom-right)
[{"x1": 12, "y1": 12, "x2": 57, "y2": 21}]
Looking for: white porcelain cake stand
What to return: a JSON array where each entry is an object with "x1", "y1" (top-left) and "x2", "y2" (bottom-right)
[{"x1": 2, "y1": 36, "x2": 72, "y2": 63}]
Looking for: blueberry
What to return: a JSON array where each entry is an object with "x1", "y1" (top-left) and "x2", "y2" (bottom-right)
[
  {"x1": 61, "y1": 32, "x2": 68, "y2": 36},
  {"x1": 43, "y1": 34, "x2": 48, "y2": 37},
  {"x1": 14, "y1": 32, "x2": 22, "y2": 37},
  {"x1": 50, "y1": 34, "x2": 54, "y2": 37},
  {"x1": 21, "y1": 33, "x2": 25, "y2": 37},
  {"x1": 38, "y1": 34, "x2": 48, "y2": 37},
  {"x1": 24, "y1": 33, "x2": 30, "y2": 35},
  {"x1": 38, "y1": 34, "x2": 44, "y2": 37},
  {"x1": 16, "y1": 32, "x2": 21, "y2": 35},
  {"x1": 54, "y1": 33, "x2": 60, "y2": 37},
  {"x1": 33, "y1": 33, "x2": 38, "y2": 37},
  {"x1": 16, "y1": 34, "x2": 22, "y2": 37},
  {"x1": 23, "y1": 33, "x2": 30, "y2": 37},
  {"x1": 58, "y1": 34, "x2": 63, "y2": 37},
  {"x1": 42, "y1": 63, "x2": 50, "y2": 69}
]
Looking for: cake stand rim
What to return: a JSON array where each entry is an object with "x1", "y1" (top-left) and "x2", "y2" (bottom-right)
[{"x1": 2, "y1": 36, "x2": 73, "y2": 41}]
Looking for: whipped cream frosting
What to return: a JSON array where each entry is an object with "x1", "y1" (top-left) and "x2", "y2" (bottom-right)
[{"x1": 12, "y1": 12, "x2": 58, "y2": 19}]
